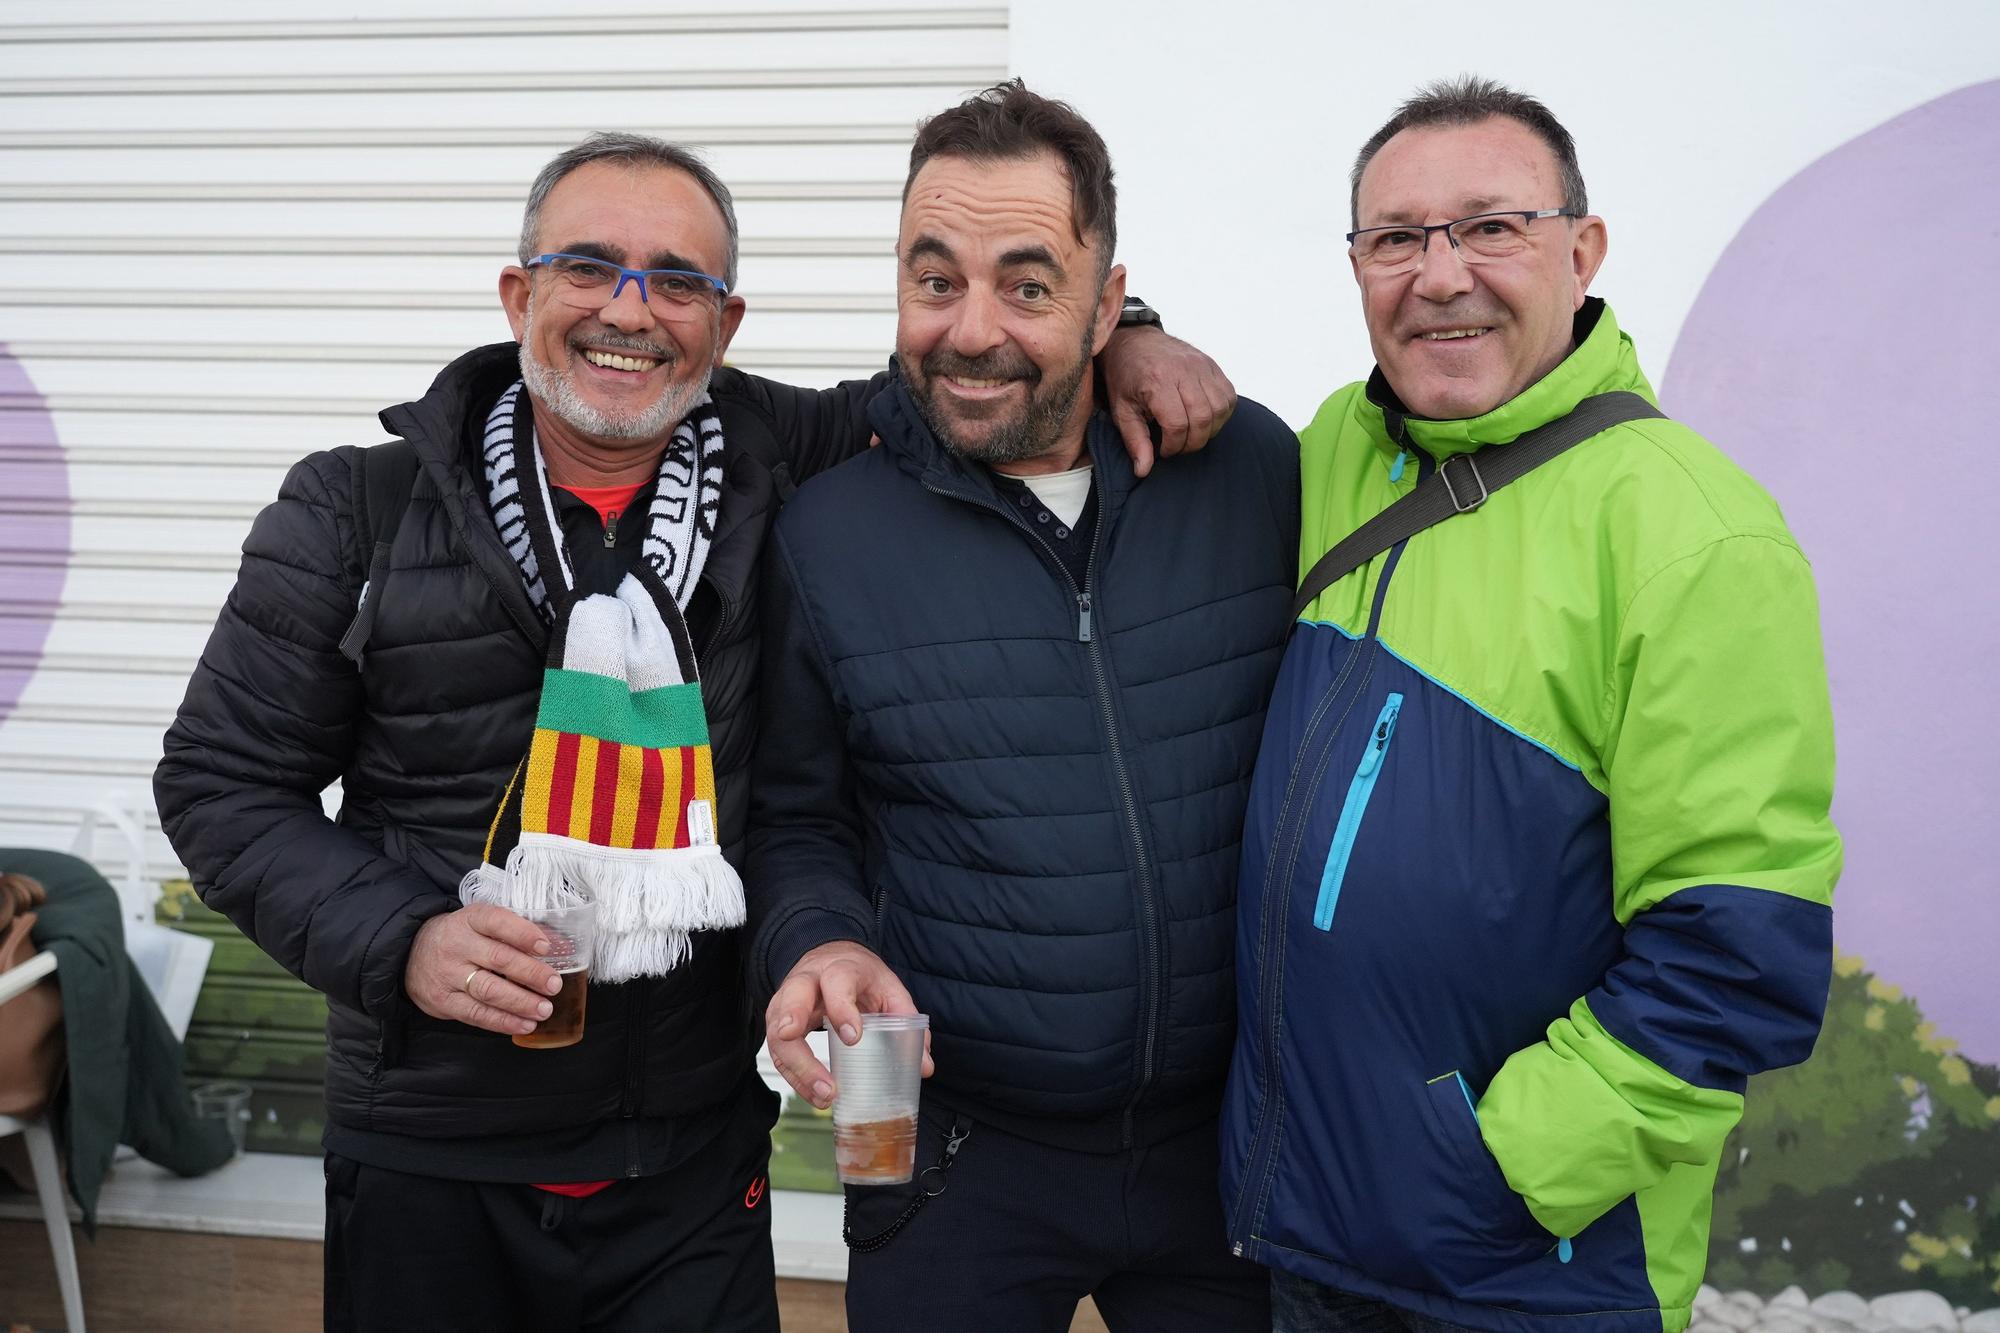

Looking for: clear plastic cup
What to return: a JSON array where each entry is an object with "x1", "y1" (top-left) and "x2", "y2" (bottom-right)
[
  {"x1": 192, "y1": 1080, "x2": 252, "y2": 1157},
  {"x1": 511, "y1": 903, "x2": 595, "y2": 1050},
  {"x1": 827, "y1": 1013, "x2": 929, "y2": 1185}
]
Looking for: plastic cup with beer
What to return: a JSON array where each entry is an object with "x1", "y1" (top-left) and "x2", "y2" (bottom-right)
[
  {"x1": 827, "y1": 1012, "x2": 929, "y2": 1185},
  {"x1": 511, "y1": 902, "x2": 594, "y2": 1050}
]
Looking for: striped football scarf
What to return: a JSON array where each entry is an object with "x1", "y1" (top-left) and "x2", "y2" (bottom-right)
[{"x1": 460, "y1": 381, "x2": 742, "y2": 981}]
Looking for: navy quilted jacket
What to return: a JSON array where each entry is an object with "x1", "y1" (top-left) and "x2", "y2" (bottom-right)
[{"x1": 748, "y1": 381, "x2": 1299, "y2": 1148}]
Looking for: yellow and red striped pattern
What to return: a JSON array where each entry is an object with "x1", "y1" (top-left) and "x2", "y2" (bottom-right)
[{"x1": 521, "y1": 728, "x2": 717, "y2": 849}]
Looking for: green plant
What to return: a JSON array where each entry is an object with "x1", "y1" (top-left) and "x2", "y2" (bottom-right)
[{"x1": 1710, "y1": 951, "x2": 2000, "y2": 1302}]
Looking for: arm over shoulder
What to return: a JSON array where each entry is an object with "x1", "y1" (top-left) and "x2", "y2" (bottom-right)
[{"x1": 711, "y1": 366, "x2": 893, "y2": 485}]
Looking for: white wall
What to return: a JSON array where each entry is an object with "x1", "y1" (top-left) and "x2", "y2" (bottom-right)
[{"x1": 1012, "y1": 0, "x2": 2000, "y2": 426}]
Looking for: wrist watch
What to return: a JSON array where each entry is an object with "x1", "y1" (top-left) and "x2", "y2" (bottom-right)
[{"x1": 1116, "y1": 295, "x2": 1164, "y2": 332}]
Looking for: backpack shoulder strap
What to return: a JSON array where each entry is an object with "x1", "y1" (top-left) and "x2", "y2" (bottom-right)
[
  {"x1": 337, "y1": 439, "x2": 421, "y2": 665},
  {"x1": 1289, "y1": 391, "x2": 1664, "y2": 622}
]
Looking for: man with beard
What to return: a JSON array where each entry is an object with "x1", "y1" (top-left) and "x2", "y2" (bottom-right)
[
  {"x1": 153, "y1": 131, "x2": 1229, "y2": 1332},
  {"x1": 748, "y1": 83, "x2": 1298, "y2": 1332}
]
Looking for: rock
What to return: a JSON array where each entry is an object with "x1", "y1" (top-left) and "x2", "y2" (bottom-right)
[
  {"x1": 1728, "y1": 1291, "x2": 1768, "y2": 1311},
  {"x1": 1870, "y1": 1291, "x2": 1959, "y2": 1330},
  {"x1": 1771, "y1": 1287, "x2": 1811, "y2": 1309},
  {"x1": 1813, "y1": 1293, "x2": 1874, "y2": 1323},
  {"x1": 1708, "y1": 1301, "x2": 1759, "y2": 1330},
  {"x1": 1697, "y1": 1286, "x2": 1725, "y2": 1312},
  {"x1": 1792, "y1": 1319, "x2": 1857, "y2": 1333},
  {"x1": 1687, "y1": 1322, "x2": 1734, "y2": 1333},
  {"x1": 1759, "y1": 1307, "x2": 1816, "y2": 1324},
  {"x1": 1960, "y1": 1310, "x2": 2000, "y2": 1333}
]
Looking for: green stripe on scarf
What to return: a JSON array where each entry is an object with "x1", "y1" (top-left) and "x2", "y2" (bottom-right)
[{"x1": 534, "y1": 668, "x2": 709, "y2": 749}]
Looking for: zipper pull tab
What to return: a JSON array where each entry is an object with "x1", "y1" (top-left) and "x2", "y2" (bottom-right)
[
  {"x1": 1077, "y1": 591, "x2": 1094, "y2": 643},
  {"x1": 603, "y1": 508, "x2": 619, "y2": 548},
  {"x1": 1389, "y1": 449, "x2": 1408, "y2": 483},
  {"x1": 1356, "y1": 694, "x2": 1403, "y2": 778}
]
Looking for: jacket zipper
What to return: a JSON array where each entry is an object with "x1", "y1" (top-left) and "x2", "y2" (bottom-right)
[
  {"x1": 1312, "y1": 693, "x2": 1402, "y2": 930},
  {"x1": 603, "y1": 508, "x2": 620, "y2": 548},
  {"x1": 1231, "y1": 440, "x2": 1428, "y2": 1255},
  {"x1": 621, "y1": 979, "x2": 649, "y2": 1176},
  {"x1": 696, "y1": 579, "x2": 730, "y2": 667},
  {"x1": 1228, "y1": 640, "x2": 1377, "y2": 1250},
  {"x1": 920, "y1": 473, "x2": 1163, "y2": 1146}
]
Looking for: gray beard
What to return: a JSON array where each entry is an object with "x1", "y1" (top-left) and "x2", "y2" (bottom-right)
[
  {"x1": 517, "y1": 301, "x2": 712, "y2": 442},
  {"x1": 907, "y1": 325, "x2": 1095, "y2": 468}
]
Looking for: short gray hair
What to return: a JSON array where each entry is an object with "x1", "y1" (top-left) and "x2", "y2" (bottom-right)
[
  {"x1": 1349, "y1": 76, "x2": 1588, "y2": 229},
  {"x1": 517, "y1": 132, "x2": 740, "y2": 292}
]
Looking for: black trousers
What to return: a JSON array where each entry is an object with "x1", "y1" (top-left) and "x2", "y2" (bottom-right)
[
  {"x1": 323, "y1": 1105, "x2": 778, "y2": 1333},
  {"x1": 843, "y1": 1100, "x2": 1269, "y2": 1333}
]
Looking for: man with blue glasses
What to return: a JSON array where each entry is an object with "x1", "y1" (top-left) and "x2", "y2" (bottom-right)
[{"x1": 155, "y1": 129, "x2": 1226, "y2": 1333}]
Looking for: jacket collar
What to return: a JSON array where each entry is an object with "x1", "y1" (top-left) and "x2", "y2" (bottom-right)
[
  {"x1": 1358, "y1": 298, "x2": 1657, "y2": 462},
  {"x1": 378, "y1": 342, "x2": 549, "y2": 646},
  {"x1": 867, "y1": 371, "x2": 1138, "y2": 527}
]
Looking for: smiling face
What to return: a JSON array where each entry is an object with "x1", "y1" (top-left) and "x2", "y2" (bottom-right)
[
  {"x1": 499, "y1": 159, "x2": 746, "y2": 453},
  {"x1": 895, "y1": 150, "x2": 1124, "y2": 472},
  {"x1": 1352, "y1": 116, "x2": 1606, "y2": 421}
]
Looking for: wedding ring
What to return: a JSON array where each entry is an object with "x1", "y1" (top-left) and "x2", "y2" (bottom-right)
[{"x1": 464, "y1": 968, "x2": 481, "y2": 994}]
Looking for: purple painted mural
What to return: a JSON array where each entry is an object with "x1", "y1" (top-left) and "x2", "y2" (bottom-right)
[
  {"x1": 1664, "y1": 83, "x2": 2000, "y2": 1312},
  {"x1": 0, "y1": 345, "x2": 69, "y2": 728},
  {"x1": 1664, "y1": 79, "x2": 1999, "y2": 1067}
]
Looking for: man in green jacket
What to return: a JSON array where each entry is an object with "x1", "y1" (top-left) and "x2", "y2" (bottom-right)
[{"x1": 1221, "y1": 77, "x2": 1841, "y2": 1333}]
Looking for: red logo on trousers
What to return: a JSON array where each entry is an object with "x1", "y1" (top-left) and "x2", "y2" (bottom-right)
[{"x1": 744, "y1": 1176, "x2": 767, "y2": 1209}]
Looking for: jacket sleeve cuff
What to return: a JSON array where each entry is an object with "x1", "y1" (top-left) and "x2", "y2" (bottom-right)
[
  {"x1": 354, "y1": 891, "x2": 461, "y2": 1019},
  {"x1": 761, "y1": 900, "x2": 875, "y2": 994}
]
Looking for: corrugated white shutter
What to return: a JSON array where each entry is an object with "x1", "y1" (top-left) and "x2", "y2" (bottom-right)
[{"x1": 0, "y1": 2, "x2": 1006, "y2": 876}]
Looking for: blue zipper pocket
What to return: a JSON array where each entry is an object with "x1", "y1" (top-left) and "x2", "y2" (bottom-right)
[
  {"x1": 1312, "y1": 692, "x2": 1403, "y2": 930},
  {"x1": 1448, "y1": 1071, "x2": 1574, "y2": 1265}
]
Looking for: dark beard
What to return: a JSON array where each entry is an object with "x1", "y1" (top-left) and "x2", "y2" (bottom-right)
[{"x1": 904, "y1": 327, "x2": 1094, "y2": 467}]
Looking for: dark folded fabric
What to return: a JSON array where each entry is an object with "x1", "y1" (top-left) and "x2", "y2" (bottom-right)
[{"x1": 2, "y1": 848, "x2": 233, "y2": 1233}]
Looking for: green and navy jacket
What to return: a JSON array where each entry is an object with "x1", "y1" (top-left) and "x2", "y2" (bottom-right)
[{"x1": 1221, "y1": 300, "x2": 1840, "y2": 1333}]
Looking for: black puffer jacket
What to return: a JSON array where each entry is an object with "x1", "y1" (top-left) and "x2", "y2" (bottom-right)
[
  {"x1": 155, "y1": 343, "x2": 873, "y2": 1178},
  {"x1": 748, "y1": 383, "x2": 1300, "y2": 1151}
]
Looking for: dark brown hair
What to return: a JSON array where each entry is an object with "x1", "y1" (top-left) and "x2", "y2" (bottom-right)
[
  {"x1": 1350, "y1": 75, "x2": 1588, "y2": 228},
  {"x1": 905, "y1": 79, "x2": 1117, "y2": 276}
]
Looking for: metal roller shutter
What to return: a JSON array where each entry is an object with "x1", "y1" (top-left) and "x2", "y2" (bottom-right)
[{"x1": 0, "y1": 2, "x2": 1007, "y2": 875}]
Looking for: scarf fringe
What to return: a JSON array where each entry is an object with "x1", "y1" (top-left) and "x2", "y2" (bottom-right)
[
  {"x1": 458, "y1": 835, "x2": 743, "y2": 982},
  {"x1": 596, "y1": 929, "x2": 694, "y2": 983}
]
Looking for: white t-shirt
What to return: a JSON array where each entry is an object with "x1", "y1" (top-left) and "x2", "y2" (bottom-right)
[{"x1": 1013, "y1": 463, "x2": 1094, "y2": 528}]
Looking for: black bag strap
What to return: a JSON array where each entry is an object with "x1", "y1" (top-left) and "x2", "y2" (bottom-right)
[
  {"x1": 338, "y1": 439, "x2": 421, "y2": 664},
  {"x1": 1290, "y1": 391, "x2": 1664, "y2": 621}
]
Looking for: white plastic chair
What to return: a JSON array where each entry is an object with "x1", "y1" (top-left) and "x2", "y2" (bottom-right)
[
  {"x1": 69, "y1": 797, "x2": 211, "y2": 1041},
  {"x1": 1, "y1": 947, "x2": 85, "y2": 1333}
]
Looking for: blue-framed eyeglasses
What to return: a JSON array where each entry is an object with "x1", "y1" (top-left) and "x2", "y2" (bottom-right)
[
  {"x1": 526, "y1": 252, "x2": 730, "y2": 306},
  {"x1": 1346, "y1": 209, "x2": 1581, "y2": 273}
]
